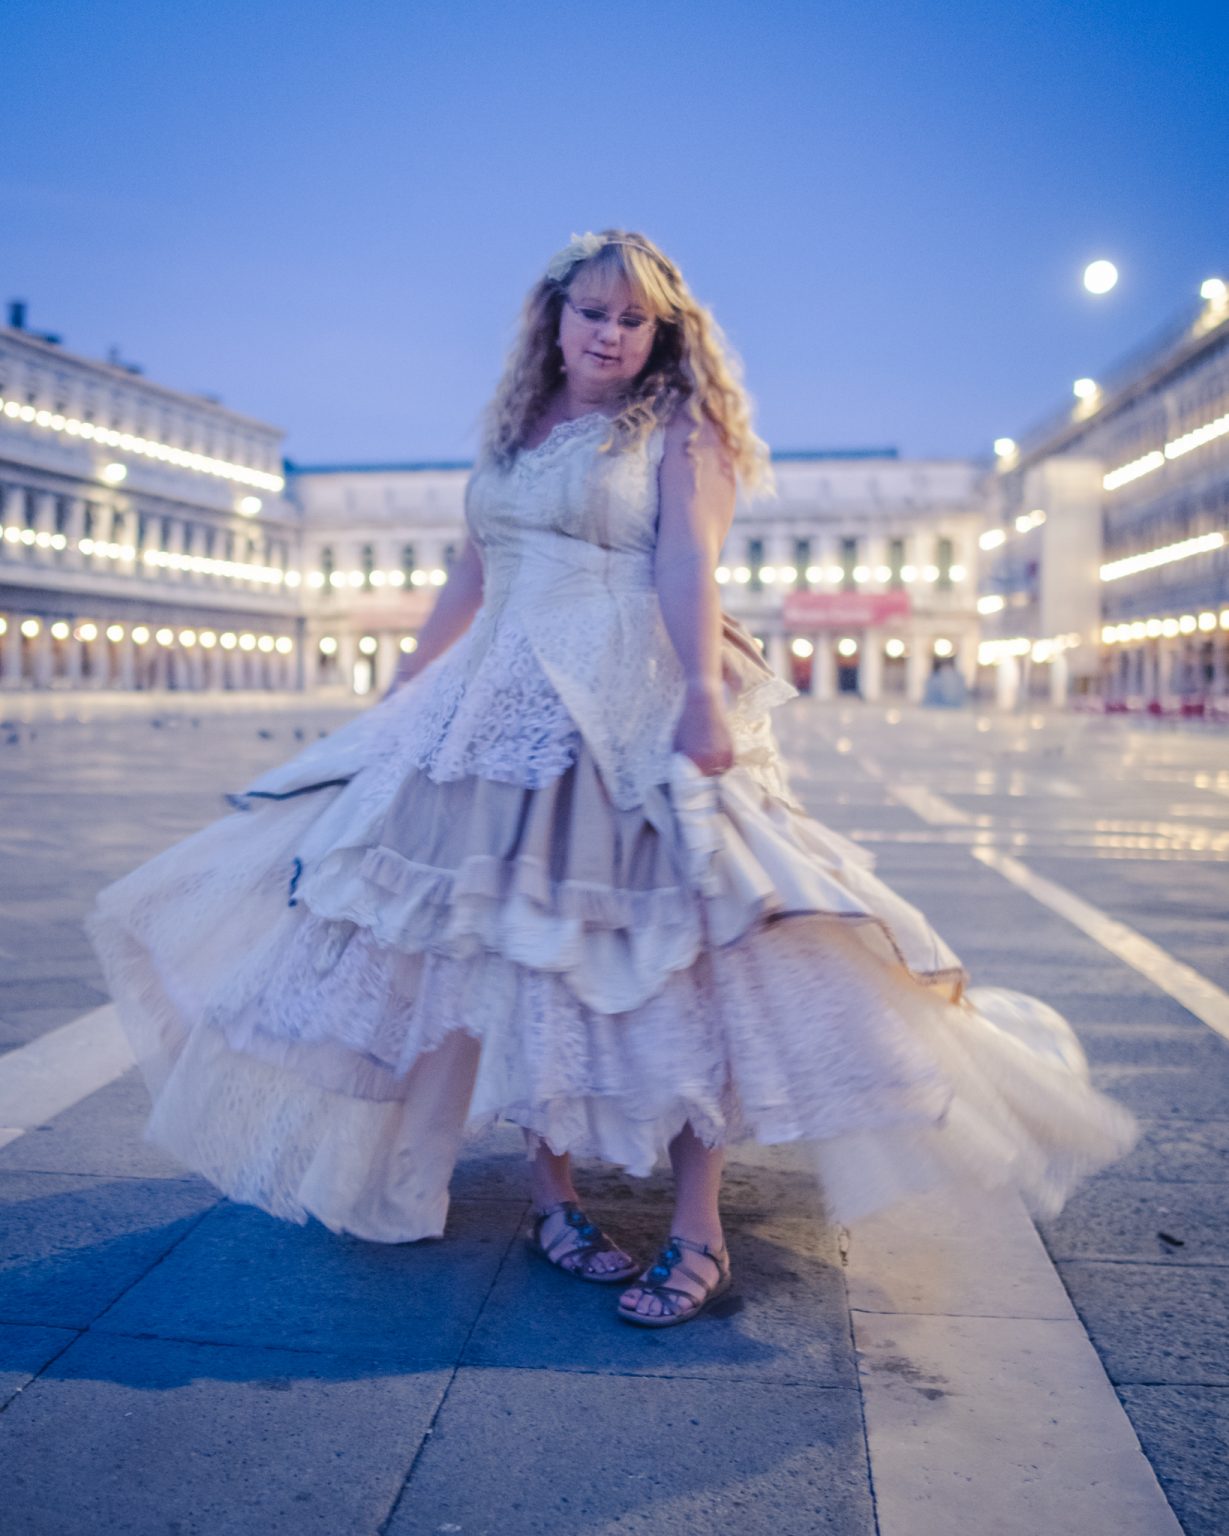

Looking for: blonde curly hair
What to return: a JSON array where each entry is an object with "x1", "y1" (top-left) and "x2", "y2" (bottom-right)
[{"x1": 478, "y1": 228, "x2": 774, "y2": 495}]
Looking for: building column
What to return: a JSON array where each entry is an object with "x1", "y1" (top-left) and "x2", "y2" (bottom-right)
[
  {"x1": 87, "y1": 630, "x2": 111, "y2": 688},
  {"x1": 31, "y1": 623, "x2": 53, "y2": 688},
  {"x1": 338, "y1": 632, "x2": 358, "y2": 692},
  {"x1": 115, "y1": 631, "x2": 136, "y2": 691},
  {"x1": 957, "y1": 631, "x2": 978, "y2": 688},
  {"x1": 64, "y1": 631, "x2": 84, "y2": 687},
  {"x1": 33, "y1": 491, "x2": 57, "y2": 540},
  {"x1": 995, "y1": 656, "x2": 1020, "y2": 711},
  {"x1": 765, "y1": 630, "x2": 788, "y2": 678},
  {"x1": 861, "y1": 637, "x2": 883, "y2": 702},
  {"x1": 64, "y1": 497, "x2": 87, "y2": 569},
  {"x1": 1, "y1": 617, "x2": 22, "y2": 687},
  {"x1": 813, "y1": 635, "x2": 834, "y2": 700},
  {"x1": 1049, "y1": 652, "x2": 1069, "y2": 709},
  {"x1": 906, "y1": 643, "x2": 928, "y2": 704}
]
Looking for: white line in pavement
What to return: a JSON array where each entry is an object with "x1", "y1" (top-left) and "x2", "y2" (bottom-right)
[
  {"x1": 887, "y1": 783, "x2": 973, "y2": 826},
  {"x1": 0, "y1": 1003, "x2": 134, "y2": 1143},
  {"x1": 973, "y1": 847, "x2": 1229, "y2": 1043}
]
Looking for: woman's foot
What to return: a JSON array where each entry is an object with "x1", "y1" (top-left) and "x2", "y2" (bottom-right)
[
  {"x1": 617, "y1": 1227, "x2": 731, "y2": 1324},
  {"x1": 529, "y1": 1200, "x2": 640, "y2": 1282}
]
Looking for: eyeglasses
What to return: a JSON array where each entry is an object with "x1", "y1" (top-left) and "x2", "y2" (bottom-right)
[{"x1": 564, "y1": 295, "x2": 657, "y2": 333}]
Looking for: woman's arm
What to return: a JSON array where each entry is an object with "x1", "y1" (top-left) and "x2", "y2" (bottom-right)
[
  {"x1": 382, "y1": 533, "x2": 485, "y2": 699},
  {"x1": 654, "y1": 410, "x2": 737, "y2": 774}
]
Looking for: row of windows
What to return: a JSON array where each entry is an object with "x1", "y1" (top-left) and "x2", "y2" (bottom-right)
[
  {"x1": 1, "y1": 486, "x2": 288, "y2": 569},
  {"x1": 739, "y1": 535, "x2": 960, "y2": 591},
  {"x1": 0, "y1": 351, "x2": 281, "y2": 473},
  {"x1": 317, "y1": 543, "x2": 458, "y2": 586}
]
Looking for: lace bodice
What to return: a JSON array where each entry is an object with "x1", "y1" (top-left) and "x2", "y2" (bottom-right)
[{"x1": 328, "y1": 411, "x2": 795, "y2": 811}]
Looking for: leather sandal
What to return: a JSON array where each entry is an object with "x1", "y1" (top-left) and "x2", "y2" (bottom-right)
[
  {"x1": 526, "y1": 1200, "x2": 640, "y2": 1284},
  {"x1": 617, "y1": 1232, "x2": 732, "y2": 1327}
]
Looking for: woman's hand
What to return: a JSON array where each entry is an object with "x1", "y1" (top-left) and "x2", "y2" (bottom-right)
[{"x1": 674, "y1": 682, "x2": 734, "y2": 776}]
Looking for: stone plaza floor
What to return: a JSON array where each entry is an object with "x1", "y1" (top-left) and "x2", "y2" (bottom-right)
[{"x1": 0, "y1": 691, "x2": 1225, "y2": 1534}]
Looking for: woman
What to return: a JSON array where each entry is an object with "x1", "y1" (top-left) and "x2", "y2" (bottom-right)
[{"x1": 87, "y1": 228, "x2": 1138, "y2": 1329}]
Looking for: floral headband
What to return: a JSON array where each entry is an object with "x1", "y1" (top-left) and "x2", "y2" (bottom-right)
[{"x1": 545, "y1": 230, "x2": 671, "y2": 283}]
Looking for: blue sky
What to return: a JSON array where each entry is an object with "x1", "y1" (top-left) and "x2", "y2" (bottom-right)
[{"x1": 5, "y1": 0, "x2": 1226, "y2": 464}]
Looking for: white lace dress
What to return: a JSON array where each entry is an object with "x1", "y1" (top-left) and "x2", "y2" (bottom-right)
[{"x1": 86, "y1": 412, "x2": 1138, "y2": 1242}]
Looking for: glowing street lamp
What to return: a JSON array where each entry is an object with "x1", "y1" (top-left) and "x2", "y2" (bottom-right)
[{"x1": 1083, "y1": 260, "x2": 1118, "y2": 295}]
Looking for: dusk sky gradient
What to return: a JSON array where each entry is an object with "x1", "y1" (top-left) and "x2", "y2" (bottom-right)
[{"x1": 5, "y1": 0, "x2": 1227, "y2": 466}]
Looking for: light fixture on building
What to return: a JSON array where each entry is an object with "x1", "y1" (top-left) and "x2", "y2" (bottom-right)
[
  {"x1": 257, "y1": 635, "x2": 275, "y2": 652},
  {"x1": 199, "y1": 631, "x2": 217, "y2": 648},
  {"x1": 237, "y1": 495, "x2": 262, "y2": 515},
  {"x1": 220, "y1": 632, "x2": 238, "y2": 649},
  {"x1": 804, "y1": 565, "x2": 822, "y2": 583},
  {"x1": 790, "y1": 637, "x2": 814, "y2": 658},
  {"x1": 238, "y1": 633, "x2": 257, "y2": 651},
  {"x1": 328, "y1": 571, "x2": 346, "y2": 588},
  {"x1": 1083, "y1": 259, "x2": 1119, "y2": 295},
  {"x1": 1178, "y1": 614, "x2": 1197, "y2": 634},
  {"x1": 852, "y1": 565, "x2": 869, "y2": 583},
  {"x1": 400, "y1": 636, "x2": 418, "y2": 653},
  {"x1": 900, "y1": 564, "x2": 917, "y2": 582},
  {"x1": 19, "y1": 617, "x2": 41, "y2": 638},
  {"x1": 826, "y1": 566, "x2": 844, "y2": 583},
  {"x1": 778, "y1": 565, "x2": 798, "y2": 585},
  {"x1": 1197, "y1": 611, "x2": 1217, "y2": 631},
  {"x1": 50, "y1": 621, "x2": 70, "y2": 640},
  {"x1": 358, "y1": 635, "x2": 378, "y2": 655},
  {"x1": 715, "y1": 566, "x2": 731, "y2": 584},
  {"x1": 1201, "y1": 277, "x2": 1227, "y2": 304},
  {"x1": 1099, "y1": 530, "x2": 1224, "y2": 582},
  {"x1": 1073, "y1": 378, "x2": 1099, "y2": 400},
  {"x1": 130, "y1": 625, "x2": 150, "y2": 644},
  {"x1": 837, "y1": 637, "x2": 858, "y2": 658},
  {"x1": 0, "y1": 396, "x2": 285, "y2": 492},
  {"x1": 993, "y1": 438, "x2": 1017, "y2": 460},
  {"x1": 347, "y1": 570, "x2": 364, "y2": 587},
  {"x1": 885, "y1": 638, "x2": 905, "y2": 658},
  {"x1": 319, "y1": 636, "x2": 338, "y2": 656},
  {"x1": 275, "y1": 636, "x2": 293, "y2": 654},
  {"x1": 429, "y1": 568, "x2": 447, "y2": 585},
  {"x1": 284, "y1": 571, "x2": 302, "y2": 587},
  {"x1": 307, "y1": 571, "x2": 325, "y2": 588},
  {"x1": 874, "y1": 565, "x2": 891, "y2": 583},
  {"x1": 101, "y1": 462, "x2": 128, "y2": 484},
  {"x1": 0, "y1": 617, "x2": 7, "y2": 635},
  {"x1": 179, "y1": 629, "x2": 197, "y2": 647},
  {"x1": 949, "y1": 564, "x2": 966, "y2": 582},
  {"x1": 977, "y1": 595, "x2": 1006, "y2": 615},
  {"x1": 759, "y1": 566, "x2": 777, "y2": 584},
  {"x1": 933, "y1": 638, "x2": 955, "y2": 658},
  {"x1": 155, "y1": 627, "x2": 174, "y2": 645},
  {"x1": 732, "y1": 566, "x2": 751, "y2": 584},
  {"x1": 410, "y1": 569, "x2": 428, "y2": 586},
  {"x1": 370, "y1": 570, "x2": 387, "y2": 586},
  {"x1": 106, "y1": 624, "x2": 125, "y2": 642},
  {"x1": 922, "y1": 565, "x2": 939, "y2": 582},
  {"x1": 1161, "y1": 618, "x2": 1180, "y2": 638}
]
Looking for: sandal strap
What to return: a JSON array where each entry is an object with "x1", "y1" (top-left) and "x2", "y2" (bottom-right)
[{"x1": 532, "y1": 1202, "x2": 630, "y2": 1274}]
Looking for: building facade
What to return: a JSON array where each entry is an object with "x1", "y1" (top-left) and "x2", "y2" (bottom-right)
[
  {"x1": 979, "y1": 279, "x2": 1229, "y2": 711},
  {"x1": 1, "y1": 317, "x2": 988, "y2": 701},
  {"x1": 0, "y1": 319, "x2": 304, "y2": 692},
  {"x1": 285, "y1": 449, "x2": 986, "y2": 702}
]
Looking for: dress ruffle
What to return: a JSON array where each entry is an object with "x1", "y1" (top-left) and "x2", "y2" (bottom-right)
[{"x1": 87, "y1": 681, "x2": 1138, "y2": 1242}]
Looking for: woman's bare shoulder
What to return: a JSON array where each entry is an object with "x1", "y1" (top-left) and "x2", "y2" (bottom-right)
[{"x1": 660, "y1": 402, "x2": 733, "y2": 477}]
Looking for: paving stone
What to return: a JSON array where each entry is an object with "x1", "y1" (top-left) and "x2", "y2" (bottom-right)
[
  {"x1": 0, "y1": 1069, "x2": 198, "y2": 1182},
  {"x1": 1117, "y1": 1385, "x2": 1229, "y2": 1536},
  {"x1": 1097, "y1": 1117, "x2": 1229, "y2": 1184},
  {"x1": 0, "y1": 1171, "x2": 219, "y2": 1329},
  {"x1": 0, "y1": 1321, "x2": 76, "y2": 1410},
  {"x1": 854, "y1": 1311, "x2": 1180, "y2": 1536},
  {"x1": 0, "y1": 1331, "x2": 448, "y2": 1536},
  {"x1": 386, "y1": 1367, "x2": 874, "y2": 1536},
  {"x1": 96, "y1": 1196, "x2": 526, "y2": 1365},
  {"x1": 1038, "y1": 1178, "x2": 1229, "y2": 1264},
  {"x1": 463, "y1": 1205, "x2": 854, "y2": 1386},
  {"x1": 1057, "y1": 1260, "x2": 1229, "y2": 1384},
  {"x1": 1088, "y1": 1054, "x2": 1229, "y2": 1119}
]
